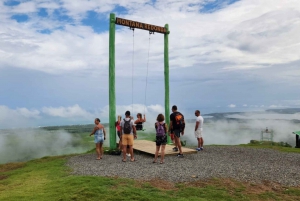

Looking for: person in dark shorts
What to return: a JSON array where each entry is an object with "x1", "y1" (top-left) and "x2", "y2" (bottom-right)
[
  {"x1": 153, "y1": 114, "x2": 168, "y2": 164},
  {"x1": 134, "y1": 113, "x2": 146, "y2": 130},
  {"x1": 169, "y1": 105, "x2": 185, "y2": 157}
]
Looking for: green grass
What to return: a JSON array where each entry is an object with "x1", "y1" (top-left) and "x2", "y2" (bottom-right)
[
  {"x1": 1, "y1": 154, "x2": 300, "y2": 201},
  {"x1": 136, "y1": 129, "x2": 156, "y2": 141},
  {"x1": 239, "y1": 143, "x2": 300, "y2": 154}
]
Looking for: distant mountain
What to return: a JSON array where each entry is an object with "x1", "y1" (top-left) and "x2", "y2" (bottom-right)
[
  {"x1": 265, "y1": 108, "x2": 300, "y2": 114},
  {"x1": 185, "y1": 108, "x2": 300, "y2": 123}
]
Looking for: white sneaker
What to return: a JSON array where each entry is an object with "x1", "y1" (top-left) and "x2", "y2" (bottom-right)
[{"x1": 126, "y1": 153, "x2": 131, "y2": 157}]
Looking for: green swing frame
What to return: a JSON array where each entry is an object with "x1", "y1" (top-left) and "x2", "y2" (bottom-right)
[{"x1": 108, "y1": 13, "x2": 170, "y2": 149}]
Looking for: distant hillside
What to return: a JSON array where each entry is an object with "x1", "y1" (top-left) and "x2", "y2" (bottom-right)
[
  {"x1": 265, "y1": 108, "x2": 300, "y2": 114},
  {"x1": 41, "y1": 123, "x2": 109, "y2": 133},
  {"x1": 185, "y1": 108, "x2": 300, "y2": 123}
]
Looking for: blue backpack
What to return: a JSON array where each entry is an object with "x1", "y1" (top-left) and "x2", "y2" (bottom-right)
[{"x1": 156, "y1": 122, "x2": 165, "y2": 136}]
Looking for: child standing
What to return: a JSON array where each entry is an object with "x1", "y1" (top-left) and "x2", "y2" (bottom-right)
[{"x1": 153, "y1": 114, "x2": 168, "y2": 164}]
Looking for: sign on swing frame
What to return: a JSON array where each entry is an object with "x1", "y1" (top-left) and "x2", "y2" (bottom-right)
[{"x1": 115, "y1": 17, "x2": 168, "y2": 34}]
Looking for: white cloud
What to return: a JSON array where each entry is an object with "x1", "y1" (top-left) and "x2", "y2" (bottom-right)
[
  {"x1": 0, "y1": 105, "x2": 41, "y2": 128},
  {"x1": 16, "y1": 107, "x2": 40, "y2": 118},
  {"x1": 0, "y1": 105, "x2": 40, "y2": 119},
  {"x1": 98, "y1": 103, "x2": 165, "y2": 123},
  {"x1": 228, "y1": 104, "x2": 236, "y2": 108},
  {"x1": 10, "y1": 1, "x2": 37, "y2": 13},
  {"x1": 1, "y1": 0, "x2": 300, "y2": 118},
  {"x1": 41, "y1": 104, "x2": 94, "y2": 118},
  {"x1": 0, "y1": 103, "x2": 169, "y2": 129},
  {"x1": 0, "y1": 0, "x2": 299, "y2": 77},
  {"x1": 243, "y1": 104, "x2": 247, "y2": 107}
]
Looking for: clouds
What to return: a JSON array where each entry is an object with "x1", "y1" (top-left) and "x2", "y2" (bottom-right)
[
  {"x1": 1, "y1": 0, "x2": 300, "y2": 74},
  {"x1": 0, "y1": 104, "x2": 93, "y2": 128},
  {"x1": 1, "y1": 0, "x2": 300, "y2": 126},
  {"x1": 0, "y1": 105, "x2": 41, "y2": 128},
  {"x1": 0, "y1": 103, "x2": 166, "y2": 129},
  {"x1": 0, "y1": 105, "x2": 40, "y2": 120},
  {"x1": 41, "y1": 104, "x2": 94, "y2": 118}
]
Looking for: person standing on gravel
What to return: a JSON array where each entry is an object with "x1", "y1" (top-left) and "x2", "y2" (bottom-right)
[
  {"x1": 153, "y1": 114, "x2": 168, "y2": 164},
  {"x1": 89, "y1": 118, "x2": 106, "y2": 160},
  {"x1": 115, "y1": 115, "x2": 122, "y2": 150},
  {"x1": 195, "y1": 110, "x2": 204, "y2": 151},
  {"x1": 120, "y1": 111, "x2": 137, "y2": 162},
  {"x1": 169, "y1": 105, "x2": 185, "y2": 158}
]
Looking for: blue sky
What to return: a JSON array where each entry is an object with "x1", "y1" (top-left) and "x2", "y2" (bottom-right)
[{"x1": 1, "y1": 0, "x2": 300, "y2": 128}]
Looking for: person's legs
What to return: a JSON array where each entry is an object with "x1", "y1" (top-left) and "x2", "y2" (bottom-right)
[
  {"x1": 177, "y1": 137, "x2": 182, "y2": 154},
  {"x1": 154, "y1": 146, "x2": 160, "y2": 162},
  {"x1": 170, "y1": 133, "x2": 176, "y2": 145},
  {"x1": 174, "y1": 130, "x2": 182, "y2": 155},
  {"x1": 119, "y1": 139, "x2": 122, "y2": 150},
  {"x1": 126, "y1": 145, "x2": 130, "y2": 156},
  {"x1": 172, "y1": 133, "x2": 178, "y2": 151},
  {"x1": 129, "y1": 145, "x2": 134, "y2": 160},
  {"x1": 200, "y1": 137, "x2": 204, "y2": 148},
  {"x1": 118, "y1": 132, "x2": 122, "y2": 150},
  {"x1": 197, "y1": 138, "x2": 201, "y2": 148},
  {"x1": 160, "y1": 145, "x2": 166, "y2": 163},
  {"x1": 96, "y1": 143, "x2": 101, "y2": 159},
  {"x1": 99, "y1": 143, "x2": 103, "y2": 158},
  {"x1": 128, "y1": 135, "x2": 135, "y2": 161},
  {"x1": 122, "y1": 145, "x2": 127, "y2": 161},
  {"x1": 122, "y1": 135, "x2": 128, "y2": 161},
  {"x1": 174, "y1": 135, "x2": 182, "y2": 154}
]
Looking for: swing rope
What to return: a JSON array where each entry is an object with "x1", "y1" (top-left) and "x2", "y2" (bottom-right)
[
  {"x1": 131, "y1": 28, "x2": 135, "y2": 114},
  {"x1": 144, "y1": 32, "x2": 153, "y2": 114}
]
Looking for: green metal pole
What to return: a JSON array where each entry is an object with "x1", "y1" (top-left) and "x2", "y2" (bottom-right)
[
  {"x1": 109, "y1": 13, "x2": 116, "y2": 149},
  {"x1": 164, "y1": 24, "x2": 171, "y2": 144}
]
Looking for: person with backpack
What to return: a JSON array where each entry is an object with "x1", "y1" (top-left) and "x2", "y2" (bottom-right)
[
  {"x1": 120, "y1": 111, "x2": 137, "y2": 162},
  {"x1": 169, "y1": 105, "x2": 185, "y2": 158},
  {"x1": 153, "y1": 114, "x2": 168, "y2": 164}
]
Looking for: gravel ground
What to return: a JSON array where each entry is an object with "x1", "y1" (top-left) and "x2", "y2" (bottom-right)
[{"x1": 66, "y1": 146, "x2": 300, "y2": 186}]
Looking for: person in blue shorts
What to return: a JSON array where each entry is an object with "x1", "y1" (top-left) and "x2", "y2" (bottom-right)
[{"x1": 90, "y1": 118, "x2": 106, "y2": 160}]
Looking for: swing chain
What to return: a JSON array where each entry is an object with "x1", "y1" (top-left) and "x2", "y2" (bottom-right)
[
  {"x1": 131, "y1": 27, "x2": 135, "y2": 114},
  {"x1": 144, "y1": 32, "x2": 151, "y2": 114}
]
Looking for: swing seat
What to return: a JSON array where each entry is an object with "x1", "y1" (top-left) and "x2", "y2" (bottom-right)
[{"x1": 136, "y1": 124, "x2": 144, "y2": 131}]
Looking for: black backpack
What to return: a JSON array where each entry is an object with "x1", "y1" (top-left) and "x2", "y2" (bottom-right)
[
  {"x1": 174, "y1": 112, "x2": 184, "y2": 131},
  {"x1": 123, "y1": 119, "x2": 131, "y2": 134}
]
